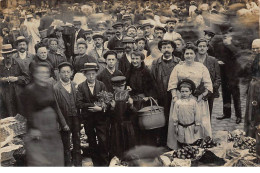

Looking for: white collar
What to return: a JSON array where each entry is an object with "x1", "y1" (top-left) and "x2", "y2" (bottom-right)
[{"x1": 60, "y1": 79, "x2": 71, "y2": 86}]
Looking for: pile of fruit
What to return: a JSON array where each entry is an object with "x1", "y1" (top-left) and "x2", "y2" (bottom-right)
[
  {"x1": 194, "y1": 136, "x2": 218, "y2": 149},
  {"x1": 170, "y1": 146, "x2": 200, "y2": 160},
  {"x1": 228, "y1": 132, "x2": 256, "y2": 153}
]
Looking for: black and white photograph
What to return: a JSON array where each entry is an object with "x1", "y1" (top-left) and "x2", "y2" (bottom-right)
[{"x1": 0, "y1": 0, "x2": 260, "y2": 167}]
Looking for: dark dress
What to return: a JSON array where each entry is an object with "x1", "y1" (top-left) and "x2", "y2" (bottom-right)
[
  {"x1": 109, "y1": 91, "x2": 136, "y2": 159},
  {"x1": 0, "y1": 58, "x2": 30, "y2": 118},
  {"x1": 21, "y1": 83, "x2": 67, "y2": 166},
  {"x1": 125, "y1": 63, "x2": 157, "y2": 146}
]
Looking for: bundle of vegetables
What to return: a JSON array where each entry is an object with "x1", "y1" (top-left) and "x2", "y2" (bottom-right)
[
  {"x1": 94, "y1": 91, "x2": 114, "y2": 112},
  {"x1": 194, "y1": 136, "x2": 218, "y2": 148},
  {"x1": 168, "y1": 146, "x2": 200, "y2": 160},
  {"x1": 232, "y1": 136, "x2": 256, "y2": 151}
]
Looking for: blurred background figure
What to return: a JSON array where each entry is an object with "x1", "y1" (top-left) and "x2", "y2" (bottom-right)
[{"x1": 21, "y1": 62, "x2": 69, "y2": 166}]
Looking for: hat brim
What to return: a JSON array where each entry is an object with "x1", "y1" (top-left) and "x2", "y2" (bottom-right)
[
  {"x1": 15, "y1": 39, "x2": 29, "y2": 45},
  {"x1": 1, "y1": 49, "x2": 17, "y2": 54},
  {"x1": 81, "y1": 68, "x2": 99, "y2": 72}
]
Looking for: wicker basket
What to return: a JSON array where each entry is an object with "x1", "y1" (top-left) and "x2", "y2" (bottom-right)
[{"x1": 138, "y1": 97, "x2": 165, "y2": 130}]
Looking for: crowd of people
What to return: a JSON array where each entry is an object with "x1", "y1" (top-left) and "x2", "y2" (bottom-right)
[{"x1": 0, "y1": 0, "x2": 260, "y2": 167}]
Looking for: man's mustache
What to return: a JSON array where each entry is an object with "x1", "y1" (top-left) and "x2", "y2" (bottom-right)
[{"x1": 164, "y1": 51, "x2": 171, "y2": 54}]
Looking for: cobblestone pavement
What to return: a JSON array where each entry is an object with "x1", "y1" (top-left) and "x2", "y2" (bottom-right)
[{"x1": 211, "y1": 80, "x2": 248, "y2": 136}]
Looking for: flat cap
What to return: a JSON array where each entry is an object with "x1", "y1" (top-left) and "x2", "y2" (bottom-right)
[
  {"x1": 58, "y1": 62, "x2": 73, "y2": 70},
  {"x1": 154, "y1": 26, "x2": 166, "y2": 33},
  {"x1": 112, "y1": 22, "x2": 124, "y2": 28},
  {"x1": 81, "y1": 63, "x2": 99, "y2": 72},
  {"x1": 111, "y1": 76, "x2": 126, "y2": 87},
  {"x1": 122, "y1": 36, "x2": 135, "y2": 43}
]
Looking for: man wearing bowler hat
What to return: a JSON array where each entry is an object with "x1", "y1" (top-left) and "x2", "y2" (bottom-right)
[
  {"x1": 88, "y1": 33, "x2": 109, "y2": 74},
  {"x1": 54, "y1": 62, "x2": 81, "y2": 166},
  {"x1": 151, "y1": 40, "x2": 181, "y2": 146},
  {"x1": 13, "y1": 36, "x2": 35, "y2": 73},
  {"x1": 163, "y1": 18, "x2": 182, "y2": 41},
  {"x1": 76, "y1": 63, "x2": 109, "y2": 166},
  {"x1": 107, "y1": 22, "x2": 124, "y2": 50},
  {"x1": 0, "y1": 44, "x2": 30, "y2": 119},
  {"x1": 118, "y1": 37, "x2": 135, "y2": 75}
]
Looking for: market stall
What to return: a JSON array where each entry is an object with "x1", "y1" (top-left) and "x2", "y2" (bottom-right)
[{"x1": 109, "y1": 129, "x2": 260, "y2": 167}]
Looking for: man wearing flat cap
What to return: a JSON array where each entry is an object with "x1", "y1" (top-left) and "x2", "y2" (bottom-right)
[
  {"x1": 76, "y1": 63, "x2": 109, "y2": 166},
  {"x1": 84, "y1": 29, "x2": 95, "y2": 54},
  {"x1": 151, "y1": 40, "x2": 181, "y2": 146},
  {"x1": 204, "y1": 29, "x2": 216, "y2": 57},
  {"x1": 107, "y1": 22, "x2": 124, "y2": 50},
  {"x1": 142, "y1": 22, "x2": 154, "y2": 43},
  {"x1": 118, "y1": 37, "x2": 135, "y2": 75},
  {"x1": 88, "y1": 33, "x2": 108, "y2": 74},
  {"x1": 70, "y1": 20, "x2": 85, "y2": 56},
  {"x1": 54, "y1": 62, "x2": 81, "y2": 166},
  {"x1": 163, "y1": 19, "x2": 182, "y2": 41},
  {"x1": 13, "y1": 36, "x2": 35, "y2": 73},
  {"x1": 0, "y1": 44, "x2": 30, "y2": 118}
]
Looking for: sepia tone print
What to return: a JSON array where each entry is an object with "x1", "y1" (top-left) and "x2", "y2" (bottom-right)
[{"x1": 0, "y1": 0, "x2": 260, "y2": 167}]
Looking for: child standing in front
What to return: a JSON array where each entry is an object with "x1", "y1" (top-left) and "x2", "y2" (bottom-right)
[
  {"x1": 109, "y1": 76, "x2": 136, "y2": 160},
  {"x1": 168, "y1": 79, "x2": 202, "y2": 148}
]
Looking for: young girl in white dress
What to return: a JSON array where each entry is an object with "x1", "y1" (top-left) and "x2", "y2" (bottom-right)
[{"x1": 169, "y1": 79, "x2": 202, "y2": 148}]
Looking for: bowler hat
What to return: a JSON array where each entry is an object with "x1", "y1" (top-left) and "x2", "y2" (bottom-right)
[
  {"x1": 58, "y1": 62, "x2": 73, "y2": 71},
  {"x1": 158, "y1": 40, "x2": 176, "y2": 51},
  {"x1": 177, "y1": 79, "x2": 196, "y2": 94},
  {"x1": 15, "y1": 36, "x2": 29, "y2": 45},
  {"x1": 111, "y1": 76, "x2": 126, "y2": 87},
  {"x1": 1, "y1": 44, "x2": 17, "y2": 54},
  {"x1": 104, "y1": 50, "x2": 117, "y2": 59},
  {"x1": 81, "y1": 63, "x2": 99, "y2": 72}
]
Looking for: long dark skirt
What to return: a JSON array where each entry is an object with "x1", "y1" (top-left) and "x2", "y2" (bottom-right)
[
  {"x1": 109, "y1": 121, "x2": 136, "y2": 160},
  {"x1": 24, "y1": 107, "x2": 64, "y2": 166}
]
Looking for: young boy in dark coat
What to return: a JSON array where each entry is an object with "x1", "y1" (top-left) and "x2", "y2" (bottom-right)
[
  {"x1": 76, "y1": 63, "x2": 109, "y2": 166},
  {"x1": 54, "y1": 62, "x2": 81, "y2": 166},
  {"x1": 97, "y1": 50, "x2": 123, "y2": 92}
]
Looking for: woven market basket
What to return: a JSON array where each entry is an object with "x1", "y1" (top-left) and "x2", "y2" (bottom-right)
[{"x1": 138, "y1": 97, "x2": 165, "y2": 130}]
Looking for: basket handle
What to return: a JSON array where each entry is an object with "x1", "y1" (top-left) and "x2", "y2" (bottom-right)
[{"x1": 149, "y1": 97, "x2": 161, "y2": 112}]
